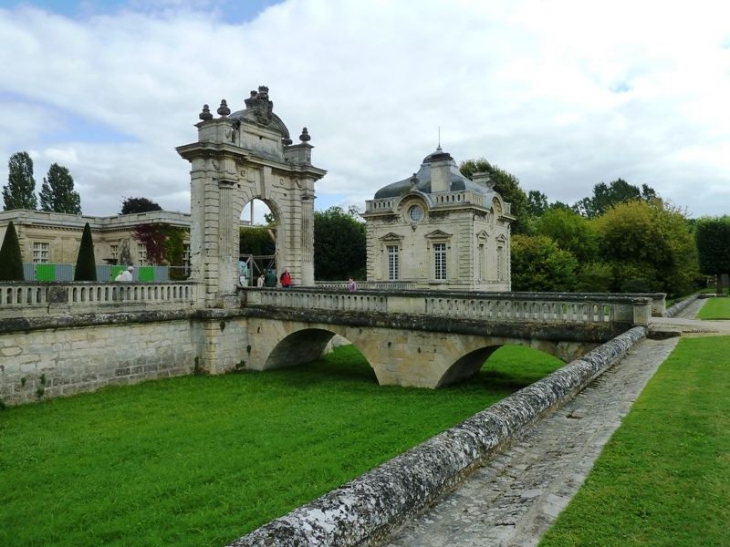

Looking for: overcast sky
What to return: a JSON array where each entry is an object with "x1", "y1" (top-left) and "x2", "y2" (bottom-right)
[{"x1": 1, "y1": 0, "x2": 729, "y2": 220}]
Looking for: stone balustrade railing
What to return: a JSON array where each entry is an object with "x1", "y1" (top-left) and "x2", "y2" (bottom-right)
[
  {"x1": 0, "y1": 281, "x2": 199, "y2": 318},
  {"x1": 242, "y1": 288, "x2": 652, "y2": 327}
]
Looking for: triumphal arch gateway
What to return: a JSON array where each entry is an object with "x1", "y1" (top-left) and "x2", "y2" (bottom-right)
[{"x1": 177, "y1": 87, "x2": 326, "y2": 307}]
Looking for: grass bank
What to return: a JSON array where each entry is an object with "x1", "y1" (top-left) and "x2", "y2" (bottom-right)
[
  {"x1": 696, "y1": 295, "x2": 730, "y2": 320},
  {"x1": 539, "y1": 336, "x2": 730, "y2": 547},
  {"x1": 0, "y1": 345, "x2": 561, "y2": 547}
]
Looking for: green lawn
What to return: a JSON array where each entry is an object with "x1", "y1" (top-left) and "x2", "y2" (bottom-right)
[
  {"x1": 0, "y1": 344, "x2": 561, "y2": 547},
  {"x1": 696, "y1": 296, "x2": 730, "y2": 320},
  {"x1": 539, "y1": 336, "x2": 730, "y2": 547}
]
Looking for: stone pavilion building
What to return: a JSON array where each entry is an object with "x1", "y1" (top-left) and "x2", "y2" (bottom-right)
[{"x1": 361, "y1": 147, "x2": 514, "y2": 290}]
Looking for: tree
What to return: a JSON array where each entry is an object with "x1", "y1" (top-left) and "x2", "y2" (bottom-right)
[
  {"x1": 510, "y1": 234, "x2": 578, "y2": 292},
  {"x1": 2, "y1": 152, "x2": 37, "y2": 211},
  {"x1": 574, "y1": 178, "x2": 658, "y2": 218},
  {"x1": 536, "y1": 208, "x2": 598, "y2": 264},
  {"x1": 695, "y1": 216, "x2": 730, "y2": 294},
  {"x1": 527, "y1": 190, "x2": 549, "y2": 217},
  {"x1": 74, "y1": 223, "x2": 97, "y2": 281},
  {"x1": 240, "y1": 226, "x2": 276, "y2": 257},
  {"x1": 121, "y1": 197, "x2": 162, "y2": 214},
  {"x1": 0, "y1": 221, "x2": 24, "y2": 281},
  {"x1": 39, "y1": 163, "x2": 81, "y2": 214},
  {"x1": 459, "y1": 158, "x2": 531, "y2": 234},
  {"x1": 314, "y1": 206, "x2": 366, "y2": 280},
  {"x1": 594, "y1": 200, "x2": 698, "y2": 296}
]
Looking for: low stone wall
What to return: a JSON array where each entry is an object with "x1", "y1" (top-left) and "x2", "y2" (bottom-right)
[
  {"x1": 0, "y1": 311, "x2": 201, "y2": 406},
  {"x1": 664, "y1": 293, "x2": 700, "y2": 318},
  {"x1": 229, "y1": 326, "x2": 648, "y2": 547}
]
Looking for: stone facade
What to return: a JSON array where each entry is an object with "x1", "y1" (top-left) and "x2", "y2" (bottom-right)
[
  {"x1": 177, "y1": 87, "x2": 326, "y2": 307},
  {"x1": 362, "y1": 148, "x2": 514, "y2": 290},
  {"x1": 0, "y1": 209, "x2": 192, "y2": 268}
]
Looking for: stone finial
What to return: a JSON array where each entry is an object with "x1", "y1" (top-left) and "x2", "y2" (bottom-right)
[
  {"x1": 199, "y1": 104, "x2": 213, "y2": 121},
  {"x1": 244, "y1": 85, "x2": 274, "y2": 125},
  {"x1": 217, "y1": 100, "x2": 231, "y2": 117},
  {"x1": 299, "y1": 127, "x2": 311, "y2": 142}
]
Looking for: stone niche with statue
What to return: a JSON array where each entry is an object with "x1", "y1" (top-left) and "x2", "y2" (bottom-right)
[{"x1": 361, "y1": 147, "x2": 514, "y2": 291}]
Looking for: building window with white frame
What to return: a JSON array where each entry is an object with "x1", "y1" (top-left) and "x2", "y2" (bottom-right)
[
  {"x1": 478, "y1": 243, "x2": 485, "y2": 281},
  {"x1": 497, "y1": 245, "x2": 504, "y2": 281},
  {"x1": 433, "y1": 242, "x2": 447, "y2": 280},
  {"x1": 183, "y1": 244, "x2": 191, "y2": 275},
  {"x1": 137, "y1": 243, "x2": 148, "y2": 266},
  {"x1": 387, "y1": 245, "x2": 399, "y2": 280},
  {"x1": 110, "y1": 244, "x2": 119, "y2": 261},
  {"x1": 32, "y1": 242, "x2": 50, "y2": 263}
]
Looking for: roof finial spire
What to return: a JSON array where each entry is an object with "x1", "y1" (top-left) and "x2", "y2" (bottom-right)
[{"x1": 437, "y1": 126, "x2": 442, "y2": 151}]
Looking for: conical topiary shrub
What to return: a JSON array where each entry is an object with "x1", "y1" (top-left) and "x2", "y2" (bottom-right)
[
  {"x1": 0, "y1": 221, "x2": 24, "y2": 281},
  {"x1": 74, "y1": 222, "x2": 97, "y2": 281}
]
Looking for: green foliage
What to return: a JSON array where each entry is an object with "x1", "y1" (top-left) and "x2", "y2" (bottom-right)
[
  {"x1": 694, "y1": 216, "x2": 730, "y2": 294},
  {"x1": 0, "y1": 345, "x2": 561, "y2": 547},
  {"x1": 574, "y1": 262, "x2": 613, "y2": 292},
  {"x1": 73, "y1": 223, "x2": 97, "y2": 281},
  {"x1": 594, "y1": 200, "x2": 699, "y2": 296},
  {"x1": 0, "y1": 221, "x2": 24, "y2": 281},
  {"x1": 459, "y1": 158, "x2": 532, "y2": 235},
  {"x1": 39, "y1": 163, "x2": 81, "y2": 214},
  {"x1": 527, "y1": 190, "x2": 549, "y2": 217},
  {"x1": 314, "y1": 206, "x2": 366, "y2": 280},
  {"x1": 574, "y1": 178, "x2": 657, "y2": 218},
  {"x1": 536, "y1": 208, "x2": 598, "y2": 264},
  {"x1": 121, "y1": 197, "x2": 162, "y2": 215},
  {"x1": 239, "y1": 226, "x2": 276, "y2": 256},
  {"x1": 541, "y1": 336, "x2": 730, "y2": 547},
  {"x1": 511, "y1": 234, "x2": 578, "y2": 291},
  {"x1": 2, "y1": 152, "x2": 37, "y2": 211},
  {"x1": 134, "y1": 223, "x2": 186, "y2": 267}
]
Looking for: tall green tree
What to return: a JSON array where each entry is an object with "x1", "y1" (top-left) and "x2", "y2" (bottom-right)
[
  {"x1": 510, "y1": 234, "x2": 578, "y2": 292},
  {"x1": 594, "y1": 200, "x2": 698, "y2": 296},
  {"x1": 39, "y1": 163, "x2": 81, "y2": 214},
  {"x1": 74, "y1": 223, "x2": 97, "y2": 281},
  {"x1": 314, "y1": 206, "x2": 366, "y2": 280},
  {"x1": 459, "y1": 158, "x2": 532, "y2": 234},
  {"x1": 574, "y1": 178, "x2": 657, "y2": 218},
  {"x1": 2, "y1": 152, "x2": 38, "y2": 211},
  {"x1": 695, "y1": 216, "x2": 730, "y2": 294},
  {"x1": 0, "y1": 221, "x2": 25, "y2": 281},
  {"x1": 536, "y1": 207, "x2": 598, "y2": 264},
  {"x1": 121, "y1": 197, "x2": 162, "y2": 214}
]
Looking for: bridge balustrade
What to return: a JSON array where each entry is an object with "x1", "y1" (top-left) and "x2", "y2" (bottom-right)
[
  {"x1": 0, "y1": 281, "x2": 198, "y2": 318},
  {"x1": 242, "y1": 288, "x2": 651, "y2": 327}
]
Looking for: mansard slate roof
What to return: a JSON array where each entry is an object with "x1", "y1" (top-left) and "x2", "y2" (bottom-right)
[{"x1": 374, "y1": 147, "x2": 495, "y2": 199}]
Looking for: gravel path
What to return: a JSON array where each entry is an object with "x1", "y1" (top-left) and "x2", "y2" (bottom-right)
[{"x1": 384, "y1": 299, "x2": 724, "y2": 547}]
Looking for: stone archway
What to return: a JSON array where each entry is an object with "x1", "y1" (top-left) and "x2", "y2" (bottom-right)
[{"x1": 177, "y1": 87, "x2": 327, "y2": 307}]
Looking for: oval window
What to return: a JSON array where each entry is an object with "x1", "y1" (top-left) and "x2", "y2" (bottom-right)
[{"x1": 408, "y1": 205, "x2": 423, "y2": 223}]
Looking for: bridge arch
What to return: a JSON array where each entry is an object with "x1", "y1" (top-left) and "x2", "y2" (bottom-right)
[{"x1": 245, "y1": 317, "x2": 592, "y2": 389}]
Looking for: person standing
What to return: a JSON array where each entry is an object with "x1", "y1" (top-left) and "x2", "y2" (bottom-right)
[
  {"x1": 264, "y1": 269, "x2": 277, "y2": 288},
  {"x1": 280, "y1": 269, "x2": 292, "y2": 288},
  {"x1": 348, "y1": 277, "x2": 357, "y2": 292},
  {"x1": 257, "y1": 273, "x2": 265, "y2": 287}
]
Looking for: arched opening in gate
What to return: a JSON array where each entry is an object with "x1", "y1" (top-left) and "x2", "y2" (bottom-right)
[
  {"x1": 239, "y1": 198, "x2": 277, "y2": 287},
  {"x1": 438, "y1": 344, "x2": 564, "y2": 390}
]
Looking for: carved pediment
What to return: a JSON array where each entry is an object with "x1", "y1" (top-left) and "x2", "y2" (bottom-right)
[
  {"x1": 476, "y1": 229, "x2": 491, "y2": 240},
  {"x1": 425, "y1": 229, "x2": 452, "y2": 239},
  {"x1": 495, "y1": 233, "x2": 507, "y2": 243},
  {"x1": 379, "y1": 232, "x2": 405, "y2": 242}
]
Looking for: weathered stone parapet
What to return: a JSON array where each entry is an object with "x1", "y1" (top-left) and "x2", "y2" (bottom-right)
[
  {"x1": 664, "y1": 293, "x2": 699, "y2": 317},
  {"x1": 228, "y1": 326, "x2": 647, "y2": 547}
]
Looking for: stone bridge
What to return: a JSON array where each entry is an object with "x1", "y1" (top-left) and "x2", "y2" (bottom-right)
[
  {"x1": 238, "y1": 288, "x2": 654, "y2": 388},
  {"x1": 0, "y1": 282, "x2": 657, "y2": 402}
]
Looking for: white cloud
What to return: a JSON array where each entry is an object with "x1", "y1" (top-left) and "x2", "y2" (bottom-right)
[{"x1": 1, "y1": 0, "x2": 729, "y2": 218}]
